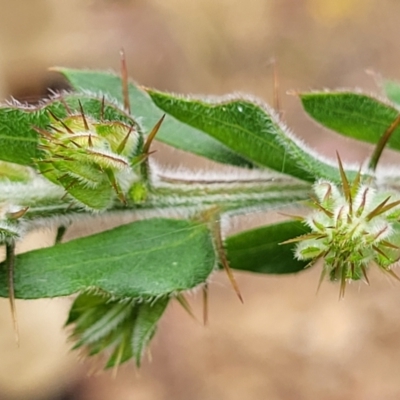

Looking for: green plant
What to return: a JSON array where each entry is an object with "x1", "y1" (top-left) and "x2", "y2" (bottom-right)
[{"x1": 1, "y1": 56, "x2": 400, "y2": 368}]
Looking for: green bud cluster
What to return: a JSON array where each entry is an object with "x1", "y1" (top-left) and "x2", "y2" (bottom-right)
[
  {"x1": 286, "y1": 164, "x2": 400, "y2": 297},
  {"x1": 36, "y1": 103, "x2": 144, "y2": 211}
]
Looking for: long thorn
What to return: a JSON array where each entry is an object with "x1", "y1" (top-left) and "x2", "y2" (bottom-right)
[
  {"x1": 48, "y1": 110, "x2": 74, "y2": 134},
  {"x1": 5, "y1": 242, "x2": 19, "y2": 345},
  {"x1": 213, "y1": 217, "x2": 243, "y2": 303},
  {"x1": 100, "y1": 96, "x2": 105, "y2": 121},
  {"x1": 116, "y1": 125, "x2": 134, "y2": 154},
  {"x1": 369, "y1": 113, "x2": 400, "y2": 171},
  {"x1": 337, "y1": 152, "x2": 352, "y2": 214},
  {"x1": 361, "y1": 264, "x2": 370, "y2": 285},
  {"x1": 60, "y1": 97, "x2": 72, "y2": 115},
  {"x1": 316, "y1": 267, "x2": 327, "y2": 294},
  {"x1": 78, "y1": 100, "x2": 89, "y2": 130},
  {"x1": 203, "y1": 283, "x2": 208, "y2": 326},
  {"x1": 143, "y1": 115, "x2": 165, "y2": 155},
  {"x1": 272, "y1": 58, "x2": 281, "y2": 115},
  {"x1": 175, "y1": 293, "x2": 198, "y2": 322},
  {"x1": 120, "y1": 48, "x2": 131, "y2": 114}
]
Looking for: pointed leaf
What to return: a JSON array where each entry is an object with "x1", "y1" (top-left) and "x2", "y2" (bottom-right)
[
  {"x1": 0, "y1": 218, "x2": 215, "y2": 299},
  {"x1": 300, "y1": 92, "x2": 400, "y2": 150},
  {"x1": 147, "y1": 90, "x2": 354, "y2": 183},
  {"x1": 131, "y1": 297, "x2": 169, "y2": 367},
  {"x1": 226, "y1": 220, "x2": 310, "y2": 274},
  {"x1": 56, "y1": 69, "x2": 252, "y2": 168},
  {"x1": 67, "y1": 291, "x2": 169, "y2": 368}
]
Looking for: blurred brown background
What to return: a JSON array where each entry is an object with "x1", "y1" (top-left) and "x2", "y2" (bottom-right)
[{"x1": 2, "y1": 0, "x2": 400, "y2": 399}]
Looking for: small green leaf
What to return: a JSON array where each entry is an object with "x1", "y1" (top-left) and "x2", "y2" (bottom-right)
[
  {"x1": 226, "y1": 220, "x2": 310, "y2": 274},
  {"x1": 0, "y1": 218, "x2": 215, "y2": 299},
  {"x1": 147, "y1": 90, "x2": 351, "y2": 183},
  {"x1": 300, "y1": 92, "x2": 400, "y2": 150},
  {"x1": 56, "y1": 69, "x2": 252, "y2": 168},
  {"x1": 66, "y1": 291, "x2": 169, "y2": 368}
]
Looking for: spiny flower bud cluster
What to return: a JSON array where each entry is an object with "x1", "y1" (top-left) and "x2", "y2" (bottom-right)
[
  {"x1": 36, "y1": 101, "x2": 143, "y2": 211},
  {"x1": 287, "y1": 165, "x2": 400, "y2": 297}
]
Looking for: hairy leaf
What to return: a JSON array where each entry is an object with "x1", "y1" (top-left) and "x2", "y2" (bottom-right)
[
  {"x1": 56, "y1": 69, "x2": 253, "y2": 168},
  {"x1": 67, "y1": 291, "x2": 169, "y2": 368},
  {"x1": 226, "y1": 220, "x2": 310, "y2": 274},
  {"x1": 301, "y1": 92, "x2": 400, "y2": 150},
  {"x1": 147, "y1": 90, "x2": 352, "y2": 183},
  {"x1": 0, "y1": 218, "x2": 215, "y2": 299}
]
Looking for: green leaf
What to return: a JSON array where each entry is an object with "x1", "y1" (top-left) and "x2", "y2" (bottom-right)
[
  {"x1": 0, "y1": 218, "x2": 215, "y2": 299},
  {"x1": 147, "y1": 90, "x2": 351, "y2": 183},
  {"x1": 382, "y1": 79, "x2": 400, "y2": 107},
  {"x1": 131, "y1": 297, "x2": 168, "y2": 366},
  {"x1": 300, "y1": 92, "x2": 400, "y2": 150},
  {"x1": 226, "y1": 220, "x2": 310, "y2": 274},
  {"x1": 56, "y1": 68, "x2": 252, "y2": 168},
  {"x1": 66, "y1": 291, "x2": 169, "y2": 368},
  {"x1": 0, "y1": 107, "x2": 47, "y2": 165}
]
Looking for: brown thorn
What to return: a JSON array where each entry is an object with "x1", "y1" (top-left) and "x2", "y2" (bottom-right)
[
  {"x1": 369, "y1": 113, "x2": 400, "y2": 171},
  {"x1": 106, "y1": 169, "x2": 127, "y2": 205},
  {"x1": 70, "y1": 140, "x2": 82, "y2": 148},
  {"x1": 310, "y1": 195, "x2": 334, "y2": 218},
  {"x1": 5, "y1": 242, "x2": 19, "y2": 346},
  {"x1": 356, "y1": 187, "x2": 369, "y2": 217},
  {"x1": 365, "y1": 196, "x2": 391, "y2": 221},
  {"x1": 100, "y1": 96, "x2": 105, "y2": 121},
  {"x1": 316, "y1": 267, "x2": 327, "y2": 294},
  {"x1": 175, "y1": 293, "x2": 199, "y2": 323},
  {"x1": 375, "y1": 199, "x2": 400, "y2": 215},
  {"x1": 213, "y1": 217, "x2": 243, "y2": 303},
  {"x1": 32, "y1": 126, "x2": 54, "y2": 140},
  {"x1": 60, "y1": 177, "x2": 78, "y2": 194},
  {"x1": 360, "y1": 264, "x2": 370, "y2": 285},
  {"x1": 78, "y1": 100, "x2": 89, "y2": 130},
  {"x1": 351, "y1": 166, "x2": 362, "y2": 195},
  {"x1": 272, "y1": 58, "x2": 281, "y2": 115},
  {"x1": 380, "y1": 240, "x2": 400, "y2": 250},
  {"x1": 7, "y1": 207, "x2": 29, "y2": 220},
  {"x1": 116, "y1": 125, "x2": 134, "y2": 154},
  {"x1": 60, "y1": 97, "x2": 72, "y2": 115},
  {"x1": 88, "y1": 134, "x2": 93, "y2": 148},
  {"x1": 383, "y1": 267, "x2": 400, "y2": 282},
  {"x1": 277, "y1": 211, "x2": 305, "y2": 221},
  {"x1": 280, "y1": 233, "x2": 327, "y2": 245},
  {"x1": 336, "y1": 152, "x2": 352, "y2": 213},
  {"x1": 143, "y1": 115, "x2": 166, "y2": 155},
  {"x1": 120, "y1": 48, "x2": 131, "y2": 114},
  {"x1": 50, "y1": 125, "x2": 64, "y2": 134},
  {"x1": 48, "y1": 110, "x2": 74, "y2": 134},
  {"x1": 372, "y1": 245, "x2": 390, "y2": 260},
  {"x1": 203, "y1": 284, "x2": 208, "y2": 326},
  {"x1": 339, "y1": 267, "x2": 347, "y2": 299}
]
